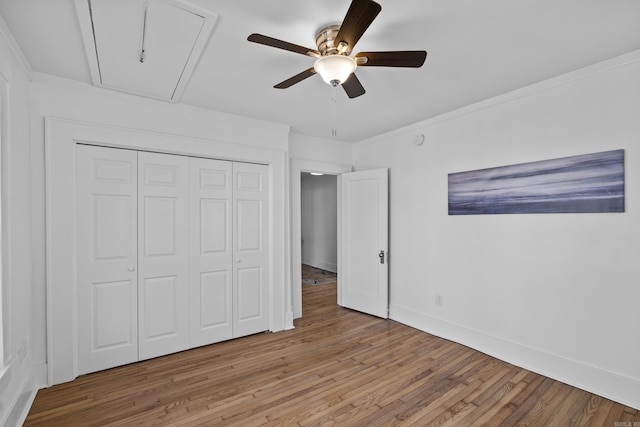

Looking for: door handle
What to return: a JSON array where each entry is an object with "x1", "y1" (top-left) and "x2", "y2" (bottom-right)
[{"x1": 379, "y1": 250, "x2": 385, "y2": 264}]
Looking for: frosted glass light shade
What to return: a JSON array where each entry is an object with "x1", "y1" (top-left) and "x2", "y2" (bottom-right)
[{"x1": 314, "y1": 55, "x2": 357, "y2": 86}]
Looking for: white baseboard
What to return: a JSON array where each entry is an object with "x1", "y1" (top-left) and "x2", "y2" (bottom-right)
[
  {"x1": 301, "y1": 258, "x2": 337, "y2": 273},
  {"x1": 1, "y1": 362, "x2": 47, "y2": 427},
  {"x1": 390, "y1": 303, "x2": 640, "y2": 411},
  {"x1": 284, "y1": 311, "x2": 295, "y2": 330}
]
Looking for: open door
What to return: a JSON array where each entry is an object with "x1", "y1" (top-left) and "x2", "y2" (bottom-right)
[{"x1": 340, "y1": 168, "x2": 389, "y2": 318}]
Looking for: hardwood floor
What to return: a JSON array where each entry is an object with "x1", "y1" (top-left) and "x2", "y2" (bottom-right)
[{"x1": 26, "y1": 283, "x2": 638, "y2": 426}]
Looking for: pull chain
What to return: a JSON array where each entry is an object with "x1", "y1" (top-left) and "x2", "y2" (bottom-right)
[{"x1": 331, "y1": 84, "x2": 338, "y2": 139}]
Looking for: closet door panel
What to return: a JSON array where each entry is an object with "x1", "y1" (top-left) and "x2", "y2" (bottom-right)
[
  {"x1": 233, "y1": 162, "x2": 269, "y2": 337},
  {"x1": 143, "y1": 197, "x2": 179, "y2": 256},
  {"x1": 199, "y1": 270, "x2": 229, "y2": 326},
  {"x1": 77, "y1": 145, "x2": 138, "y2": 375},
  {"x1": 237, "y1": 200, "x2": 262, "y2": 251},
  {"x1": 138, "y1": 152, "x2": 190, "y2": 360},
  {"x1": 189, "y1": 158, "x2": 233, "y2": 346},
  {"x1": 236, "y1": 267, "x2": 262, "y2": 322},
  {"x1": 142, "y1": 275, "x2": 180, "y2": 338}
]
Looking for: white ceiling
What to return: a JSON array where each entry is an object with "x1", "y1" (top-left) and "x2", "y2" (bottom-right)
[{"x1": 1, "y1": 0, "x2": 639, "y2": 142}]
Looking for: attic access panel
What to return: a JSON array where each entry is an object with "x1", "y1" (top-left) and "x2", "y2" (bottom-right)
[{"x1": 76, "y1": 0, "x2": 217, "y2": 101}]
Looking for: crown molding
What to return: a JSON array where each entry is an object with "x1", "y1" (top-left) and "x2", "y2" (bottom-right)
[
  {"x1": 0, "y1": 12, "x2": 32, "y2": 78},
  {"x1": 355, "y1": 49, "x2": 640, "y2": 148}
]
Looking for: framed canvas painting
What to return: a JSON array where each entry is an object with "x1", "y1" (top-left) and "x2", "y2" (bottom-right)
[{"x1": 448, "y1": 149, "x2": 624, "y2": 215}]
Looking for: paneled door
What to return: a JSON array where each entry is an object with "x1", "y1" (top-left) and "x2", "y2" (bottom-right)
[
  {"x1": 77, "y1": 145, "x2": 269, "y2": 373},
  {"x1": 340, "y1": 168, "x2": 389, "y2": 318},
  {"x1": 189, "y1": 157, "x2": 233, "y2": 346},
  {"x1": 77, "y1": 145, "x2": 139, "y2": 375},
  {"x1": 233, "y1": 162, "x2": 270, "y2": 337},
  {"x1": 137, "y1": 152, "x2": 190, "y2": 360}
]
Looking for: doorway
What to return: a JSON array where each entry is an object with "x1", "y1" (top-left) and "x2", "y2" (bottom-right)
[
  {"x1": 290, "y1": 160, "x2": 352, "y2": 319},
  {"x1": 300, "y1": 172, "x2": 338, "y2": 297}
]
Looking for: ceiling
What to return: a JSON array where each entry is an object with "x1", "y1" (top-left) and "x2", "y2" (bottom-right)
[{"x1": 1, "y1": 0, "x2": 639, "y2": 142}]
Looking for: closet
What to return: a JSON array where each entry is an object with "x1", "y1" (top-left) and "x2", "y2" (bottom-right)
[{"x1": 76, "y1": 145, "x2": 269, "y2": 375}]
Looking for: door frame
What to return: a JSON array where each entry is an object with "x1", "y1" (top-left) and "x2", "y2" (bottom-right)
[
  {"x1": 291, "y1": 159, "x2": 351, "y2": 319},
  {"x1": 45, "y1": 117, "x2": 290, "y2": 385}
]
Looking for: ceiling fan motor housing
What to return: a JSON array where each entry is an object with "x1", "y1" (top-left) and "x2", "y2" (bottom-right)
[{"x1": 315, "y1": 24, "x2": 351, "y2": 56}]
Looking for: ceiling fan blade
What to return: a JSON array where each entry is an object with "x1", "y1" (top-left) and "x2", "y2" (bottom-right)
[
  {"x1": 342, "y1": 73, "x2": 366, "y2": 98},
  {"x1": 248, "y1": 33, "x2": 320, "y2": 57},
  {"x1": 355, "y1": 51, "x2": 427, "y2": 67},
  {"x1": 274, "y1": 67, "x2": 317, "y2": 89},
  {"x1": 336, "y1": 0, "x2": 381, "y2": 52}
]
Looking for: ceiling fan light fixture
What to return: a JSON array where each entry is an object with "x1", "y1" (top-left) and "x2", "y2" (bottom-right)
[
  {"x1": 248, "y1": 0, "x2": 426, "y2": 99},
  {"x1": 314, "y1": 55, "x2": 357, "y2": 86}
]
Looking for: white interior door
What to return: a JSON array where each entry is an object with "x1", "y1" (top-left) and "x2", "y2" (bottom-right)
[
  {"x1": 340, "y1": 168, "x2": 389, "y2": 318},
  {"x1": 77, "y1": 145, "x2": 138, "y2": 375},
  {"x1": 189, "y1": 157, "x2": 233, "y2": 346},
  {"x1": 138, "y1": 151, "x2": 190, "y2": 360},
  {"x1": 233, "y1": 162, "x2": 269, "y2": 337}
]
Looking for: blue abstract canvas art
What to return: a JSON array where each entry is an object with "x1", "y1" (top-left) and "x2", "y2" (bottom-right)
[{"x1": 448, "y1": 149, "x2": 625, "y2": 215}]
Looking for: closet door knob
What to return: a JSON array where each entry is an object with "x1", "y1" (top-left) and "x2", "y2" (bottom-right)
[
  {"x1": 128, "y1": 266, "x2": 136, "y2": 272},
  {"x1": 235, "y1": 259, "x2": 241, "y2": 263}
]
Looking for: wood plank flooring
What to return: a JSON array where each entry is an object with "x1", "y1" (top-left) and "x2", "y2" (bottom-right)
[{"x1": 26, "y1": 282, "x2": 638, "y2": 426}]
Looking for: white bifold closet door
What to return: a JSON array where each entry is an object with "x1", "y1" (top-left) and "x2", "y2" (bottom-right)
[
  {"x1": 137, "y1": 151, "x2": 190, "y2": 360},
  {"x1": 77, "y1": 145, "x2": 139, "y2": 375},
  {"x1": 232, "y1": 162, "x2": 270, "y2": 338},
  {"x1": 188, "y1": 159, "x2": 270, "y2": 344},
  {"x1": 189, "y1": 157, "x2": 234, "y2": 346},
  {"x1": 77, "y1": 145, "x2": 269, "y2": 376}
]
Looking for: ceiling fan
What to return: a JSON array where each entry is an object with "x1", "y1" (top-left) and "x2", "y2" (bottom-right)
[{"x1": 247, "y1": 0, "x2": 427, "y2": 99}]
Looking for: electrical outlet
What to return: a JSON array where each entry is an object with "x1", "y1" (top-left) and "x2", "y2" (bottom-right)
[{"x1": 435, "y1": 294, "x2": 443, "y2": 306}]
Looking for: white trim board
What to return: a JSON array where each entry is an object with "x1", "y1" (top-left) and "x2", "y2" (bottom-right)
[
  {"x1": 0, "y1": 13, "x2": 32, "y2": 77},
  {"x1": 0, "y1": 71, "x2": 11, "y2": 369},
  {"x1": 390, "y1": 303, "x2": 640, "y2": 410},
  {"x1": 0, "y1": 363, "x2": 45, "y2": 427},
  {"x1": 45, "y1": 117, "x2": 291, "y2": 385}
]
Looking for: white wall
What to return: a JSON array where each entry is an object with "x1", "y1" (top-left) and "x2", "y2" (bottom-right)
[
  {"x1": 0, "y1": 16, "x2": 38, "y2": 426},
  {"x1": 301, "y1": 173, "x2": 338, "y2": 272},
  {"x1": 353, "y1": 51, "x2": 640, "y2": 410},
  {"x1": 289, "y1": 132, "x2": 352, "y2": 165},
  {"x1": 30, "y1": 73, "x2": 289, "y2": 151}
]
